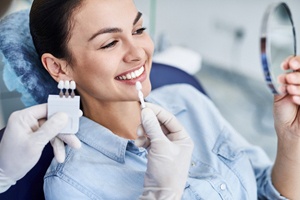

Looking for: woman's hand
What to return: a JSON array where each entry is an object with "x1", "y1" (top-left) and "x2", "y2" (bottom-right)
[
  {"x1": 275, "y1": 56, "x2": 300, "y2": 144},
  {"x1": 272, "y1": 55, "x2": 300, "y2": 199}
]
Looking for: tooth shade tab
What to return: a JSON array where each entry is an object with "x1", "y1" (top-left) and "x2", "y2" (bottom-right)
[
  {"x1": 135, "y1": 81, "x2": 145, "y2": 109},
  {"x1": 58, "y1": 80, "x2": 64, "y2": 97},
  {"x1": 64, "y1": 81, "x2": 70, "y2": 89},
  {"x1": 58, "y1": 80, "x2": 64, "y2": 89},
  {"x1": 70, "y1": 81, "x2": 76, "y2": 90},
  {"x1": 136, "y1": 81, "x2": 142, "y2": 90}
]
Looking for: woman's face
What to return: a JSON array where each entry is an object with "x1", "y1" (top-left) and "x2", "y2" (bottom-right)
[{"x1": 66, "y1": 0, "x2": 154, "y2": 104}]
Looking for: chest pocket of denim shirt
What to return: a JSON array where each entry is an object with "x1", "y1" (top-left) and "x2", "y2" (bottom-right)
[{"x1": 211, "y1": 127, "x2": 257, "y2": 199}]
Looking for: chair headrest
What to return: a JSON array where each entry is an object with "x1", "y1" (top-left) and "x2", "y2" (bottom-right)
[{"x1": 0, "y1": 9, "x2": 57, "y2": 107}]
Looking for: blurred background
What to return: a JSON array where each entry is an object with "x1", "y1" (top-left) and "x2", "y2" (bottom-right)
[
  {"x1": 1, "y1": 0, "x2": 300, "y2": 161},
  {"x1": 134, "y1": 0, "x2": 300, "y2": 161}
]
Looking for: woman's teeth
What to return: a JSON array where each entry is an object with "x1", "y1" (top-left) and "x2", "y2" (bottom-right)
[{"x1": 116, "y1": 66, "x2": 144, "y2": 80}]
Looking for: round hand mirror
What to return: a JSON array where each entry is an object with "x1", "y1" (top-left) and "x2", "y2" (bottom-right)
[{"x1": 260, "y1": 2, "x2": 297, "y2": 94}]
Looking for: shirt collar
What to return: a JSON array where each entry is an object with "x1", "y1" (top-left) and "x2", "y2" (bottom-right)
[
  {"x1": 76, "y1": 116, "x2": 129, "y2": 163},
  {"x1": 146, "y1": 86, "x2": 187, "y2": 115},
  {"x1": 75, "y1": 86, "x2": 187, "y2": 163}
]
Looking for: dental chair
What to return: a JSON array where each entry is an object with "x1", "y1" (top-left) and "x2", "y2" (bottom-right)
[{"x1": 0, "y1": 10, "x2": 207, "y2": 200}]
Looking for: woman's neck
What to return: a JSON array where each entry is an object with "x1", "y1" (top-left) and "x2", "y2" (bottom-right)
[{"x1": 82, "y1": 100, "x2": 142, "y2": 140}]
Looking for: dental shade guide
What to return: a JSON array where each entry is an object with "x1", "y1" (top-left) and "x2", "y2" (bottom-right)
[
  {"x1": 48, "y1": 81, "x2": 82, "y2": 134},
  {"x1": 136, "y1": 81, "x2": 146, "y2": 137},
  {"x1": 135, "y1": 81, "x2": 146, "y2": 109}
]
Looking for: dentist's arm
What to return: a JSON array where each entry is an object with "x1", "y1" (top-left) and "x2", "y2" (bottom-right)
[
  {"x1": 139, "y1": 103, "x2": 194, "y2": 200},
  {"x1": 0, "y1": 104, "x2": 81, "y2": 193}
]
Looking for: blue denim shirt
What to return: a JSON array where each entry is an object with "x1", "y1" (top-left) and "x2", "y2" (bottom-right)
[{"x1": 44, "y1": 84, "x2": 286, "y2": 200}]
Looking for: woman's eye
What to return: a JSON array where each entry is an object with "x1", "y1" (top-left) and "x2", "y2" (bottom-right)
[
  {"x1": 133, "y1": 27, "x2": 147, "y2": 35},
  {"x1": 100, "y1": 40, "x2": 118, "y2": 49}
]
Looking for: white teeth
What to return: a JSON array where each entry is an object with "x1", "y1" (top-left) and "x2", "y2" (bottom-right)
[
  {"x1": 131, "y1": 72, "x2": 136, "y2": 78},
  {"x1": 135, "y1": 67, "x2": 143, "y2": 77},
  {"x1": 117, "y1": 66, "x2": 145, "y2": 80},
  {"x1": 126, "y1": 73, "x2": 132, "y2": 79}
]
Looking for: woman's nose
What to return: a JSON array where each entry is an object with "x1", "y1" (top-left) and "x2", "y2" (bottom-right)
[{"x1": 123, "y1": 40, "x2": 144, "y2": 63}]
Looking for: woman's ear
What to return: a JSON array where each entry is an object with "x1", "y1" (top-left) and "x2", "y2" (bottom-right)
[{"x1": 41, "y1": 53, "x2": 72, "y2": 82}]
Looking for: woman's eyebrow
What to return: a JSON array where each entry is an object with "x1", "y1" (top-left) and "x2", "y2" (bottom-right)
[
  {"x1": 88, "y1": 27, "x2": 122, "y2": 42},
  {"x1": 133, "y1": 12, "x2": 142, "y2": 25},
  {"x1": 88, "y1": 11, "x2": 143, "y2": 42}
]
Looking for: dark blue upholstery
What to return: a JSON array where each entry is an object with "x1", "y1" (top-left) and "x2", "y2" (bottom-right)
[
  {"x1": 150, "y1": 62, "x2": 207, "y2": 95},
  {"x1": 0, "y1": 10, "x2": 207, "y2": 200}
]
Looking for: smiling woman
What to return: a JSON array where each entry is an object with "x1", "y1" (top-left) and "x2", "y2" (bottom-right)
[
  {"x1": 31, "y1": 0, "x2": 154, "y2": 140},
  {"x1": 28, "y1": 0, "x2": 300, "y2": 199}
]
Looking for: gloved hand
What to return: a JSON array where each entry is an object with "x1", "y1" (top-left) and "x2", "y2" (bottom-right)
[
  {"x1": 0, "y1": 103, "x2": 81, "y2": 193},
  {"x1": 139, "y1": 103, "x2": 194, "y2": 200}
]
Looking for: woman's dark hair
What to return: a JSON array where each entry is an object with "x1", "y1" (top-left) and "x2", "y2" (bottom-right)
[{"x1": 29, "y1": 0, "x2": 83, "y2": 64}]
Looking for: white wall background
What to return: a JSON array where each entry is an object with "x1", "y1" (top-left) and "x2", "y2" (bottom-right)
[{"x1": 134, "y1": 0, "x2": 300, "y2": 82}]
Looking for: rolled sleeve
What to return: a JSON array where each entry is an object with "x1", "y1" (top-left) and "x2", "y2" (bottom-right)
[{"x1": 258, "y1": 167, "x2": 287, "y2": 200}]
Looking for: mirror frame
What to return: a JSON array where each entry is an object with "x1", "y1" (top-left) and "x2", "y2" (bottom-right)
[{"x1": 260, "y1": 2, "x2": 297, "y2": 94}]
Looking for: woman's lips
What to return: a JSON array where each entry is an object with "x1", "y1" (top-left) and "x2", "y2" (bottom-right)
[{"x1": 115, "y1": 66, "x2": 145, "y2": 80}]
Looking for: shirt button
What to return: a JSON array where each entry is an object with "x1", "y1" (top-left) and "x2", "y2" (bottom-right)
[
  {"x1": 220, "y1": 183, "x2": 227, "y2": 191},
  {"x1": 191, "y1": 162, "x2": 196, "y2": 167}
]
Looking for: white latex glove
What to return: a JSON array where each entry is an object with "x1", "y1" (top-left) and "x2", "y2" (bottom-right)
[
  {"x1": 139, "y1": 103, "x2": 194, "y2": 200},
  {"x1": 0, "y1": 103, "x2": 81, "y2": 193}
]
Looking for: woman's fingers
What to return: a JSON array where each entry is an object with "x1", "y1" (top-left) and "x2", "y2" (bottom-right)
[{"x1": 281, "y1": 56, "x2": 300, "y2": 71}]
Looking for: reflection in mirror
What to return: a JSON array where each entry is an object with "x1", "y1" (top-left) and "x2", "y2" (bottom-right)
[{"x1": 260, "y1": 2, "x2": 296, "y2": 94}]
